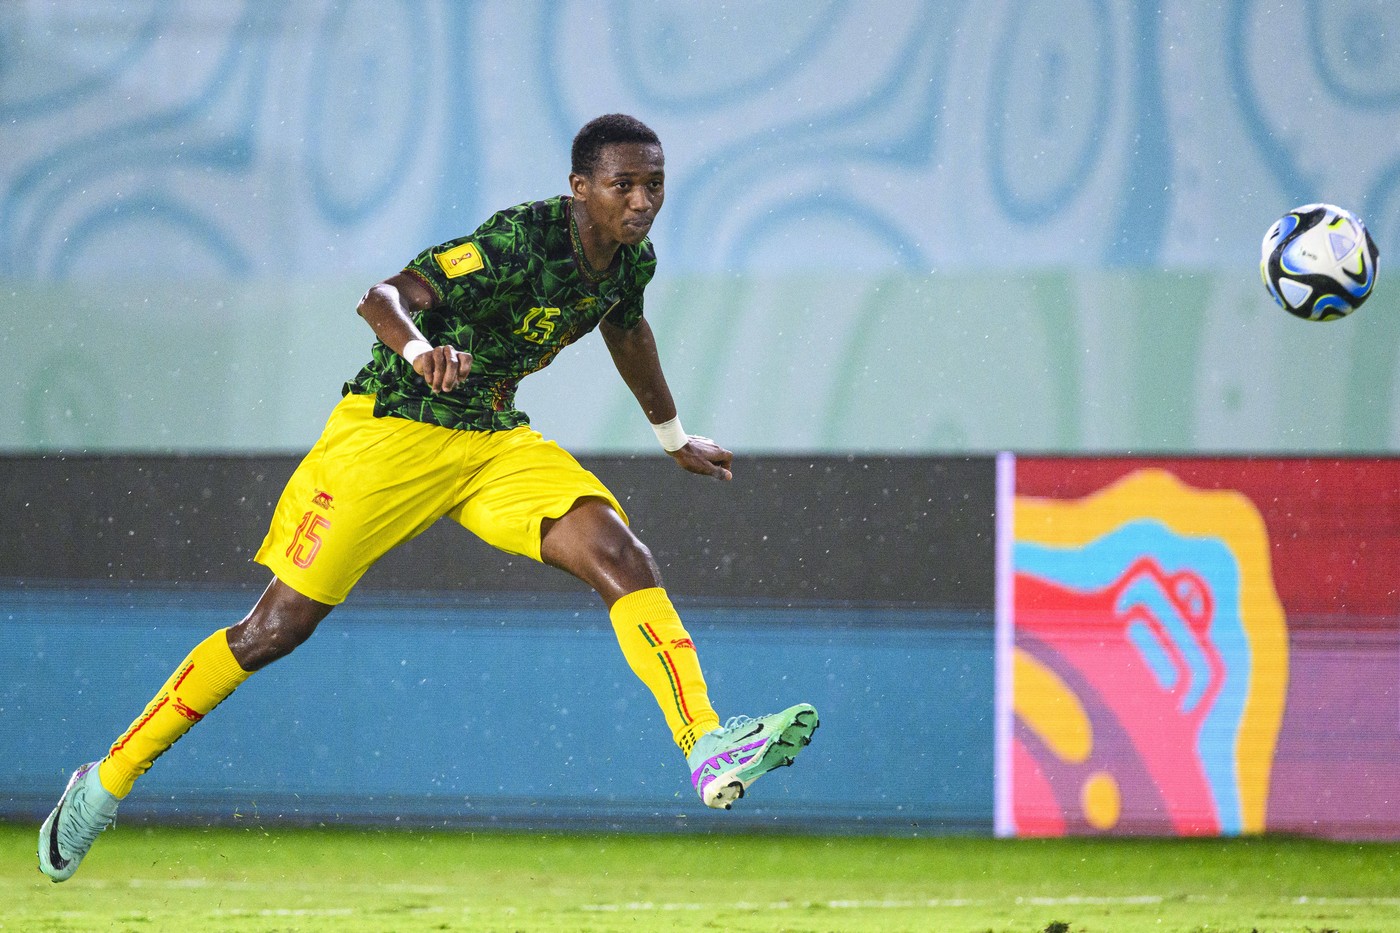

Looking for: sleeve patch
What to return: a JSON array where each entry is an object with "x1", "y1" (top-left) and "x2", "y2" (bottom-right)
[{"x1": 434, "y1": 242, "x2": 484, "y2": 278}]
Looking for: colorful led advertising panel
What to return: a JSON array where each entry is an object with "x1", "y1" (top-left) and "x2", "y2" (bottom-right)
[{"x1": 997, "y1": 457, "x2": 1400, "y2": 839}]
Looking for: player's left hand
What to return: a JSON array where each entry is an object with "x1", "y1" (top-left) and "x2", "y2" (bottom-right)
[{"x1": 670, "y1": 436, "x2": 733, "y2": 481}]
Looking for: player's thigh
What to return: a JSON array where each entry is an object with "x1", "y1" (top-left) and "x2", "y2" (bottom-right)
[
  {"x1": 449, "y1": 429, "x2": 627, "y2": 561},
  {"x1": 256, "y1": 395, "x2": 464, "y2": 604}
]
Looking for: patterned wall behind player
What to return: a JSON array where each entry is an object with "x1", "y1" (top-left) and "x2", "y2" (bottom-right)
[{"x1": 4, "y1": 2, "x2": 1400, "y2": 452}]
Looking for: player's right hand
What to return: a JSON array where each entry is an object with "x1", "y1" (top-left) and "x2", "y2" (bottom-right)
[
  {"x1": 413, "y1": 345, "x2": 473, "y2": 393},
  {"x1": 671, "y1": 435, "x2": 733, "y2": 481}
]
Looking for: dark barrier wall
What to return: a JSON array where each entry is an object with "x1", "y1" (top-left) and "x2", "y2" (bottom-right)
[
  {"x1": 3, "y1": 454, "x2": 994, "y2": 605},
  {"x1": 1, "y1": 454, "x2": 996, "y2": 834}
]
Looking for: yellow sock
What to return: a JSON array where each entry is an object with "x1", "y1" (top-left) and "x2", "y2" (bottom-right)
[
  {"x1": 609, "y1": 587, "x2": 721, "y2": 755},
  {"x1": 98, "y1": 628, "x2": 251, "y2": 798}
]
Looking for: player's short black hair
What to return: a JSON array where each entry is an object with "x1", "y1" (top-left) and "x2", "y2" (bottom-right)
[{"x1": 571, "y1": 114, "x2": 661, "y2": 177}]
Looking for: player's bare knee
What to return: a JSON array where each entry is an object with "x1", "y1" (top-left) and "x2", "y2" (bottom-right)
[
  {"x1": 602, "y1": 533, "x2": 661, "y2": 587},
  {"x1": 228, "y1": 605, "x2": 322, "y2": 671}
]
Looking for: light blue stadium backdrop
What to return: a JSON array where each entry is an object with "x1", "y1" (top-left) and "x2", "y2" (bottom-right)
[{"x1": 4, "y1": 0, "x2": 1400, "y2": 453}]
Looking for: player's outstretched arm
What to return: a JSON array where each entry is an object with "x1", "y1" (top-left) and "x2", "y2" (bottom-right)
[
  {"x1": 356, "y1": 272, "x2": 472, "y2": 393},
  {"x1": 600, "y1": 318, "x2": 732, "y2": 481}
]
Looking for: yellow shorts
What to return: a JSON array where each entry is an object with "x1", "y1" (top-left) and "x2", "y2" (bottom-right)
[{"x1": 255, "y1": 393, "x2": 626, "y2": 604}]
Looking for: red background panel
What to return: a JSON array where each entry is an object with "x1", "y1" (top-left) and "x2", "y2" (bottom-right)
[{"x1": 1016, "y1": 457, "x2": 1400, "y2": 623}]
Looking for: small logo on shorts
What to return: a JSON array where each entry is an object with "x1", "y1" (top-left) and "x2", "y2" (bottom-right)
[
  {"x1": 312, "y1": 490, "x2": 335, "y2": 510},
  {"x1": 670, "y1": 638, "x2": 695, "y2": 651}
]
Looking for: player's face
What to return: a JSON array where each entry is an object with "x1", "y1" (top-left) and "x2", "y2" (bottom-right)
[{"x1": 573, "y1": 142, "x2": 665, "y2": 246}]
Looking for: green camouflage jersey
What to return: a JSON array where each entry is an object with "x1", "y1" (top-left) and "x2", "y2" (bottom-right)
[{"x1": 344, "y1": 195, "x2": 655, "y2": 431}]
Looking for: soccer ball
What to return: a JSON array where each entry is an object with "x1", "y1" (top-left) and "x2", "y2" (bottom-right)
[{"x1": 1260, "y1": 203, "x2": 1379, "y2": 321}]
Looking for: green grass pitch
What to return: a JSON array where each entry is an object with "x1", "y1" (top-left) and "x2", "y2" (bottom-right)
[{"x1": 6, "y1": 822, "x2": 1400, "y2": 932}]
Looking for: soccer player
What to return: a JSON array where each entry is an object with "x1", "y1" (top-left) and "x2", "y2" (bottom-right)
[{"x1": 38, "y1": 114, "x2": 819, "y2": 882}]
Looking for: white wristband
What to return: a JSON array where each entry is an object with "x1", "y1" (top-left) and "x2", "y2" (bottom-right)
[
  {"x1": 651, "y1": 416, "x2": 689, "y2": 452},
  {"x1": 400, "y1": 338, "x2": 433, "y2": 364}
]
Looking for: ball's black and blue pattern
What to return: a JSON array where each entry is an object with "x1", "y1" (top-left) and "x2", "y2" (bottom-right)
[{"x1": 1260, "y1": 203, "x2": 1379, "y2": 321}]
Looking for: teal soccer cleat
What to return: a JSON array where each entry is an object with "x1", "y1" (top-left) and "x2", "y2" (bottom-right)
[
  {"x1": 687, "y1": 703, "x2": 819, "y2": 810},
  {"x1": 37, "y1": 761, "x2": 119, "y2": 882}
]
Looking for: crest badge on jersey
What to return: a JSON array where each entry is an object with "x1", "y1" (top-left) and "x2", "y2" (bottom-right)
[{"x1": 434, "y1": 242, "x2": 484, "y2": 278}]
